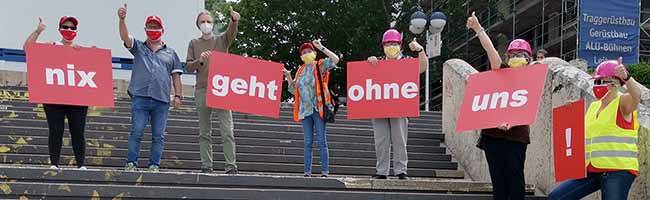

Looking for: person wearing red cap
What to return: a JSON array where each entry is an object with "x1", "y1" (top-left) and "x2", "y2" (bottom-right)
[
  {"x1": 365, "y1": 29, "x2": 428, "y2": 180},
  {"x1": 23, "y1": 16, "x2": 88, "y2": 170},
  {"x1": 283, "y1": 39, "x2": 339, "y2": 177},
  {"x1": 117, "y1": 4, "x2": 184, "y2": 172},
  {"x1": 549, "y1": 58, "x2": 641, "y2": 200},
  {"x1": 467, "y1": 11, "x2": 533, "y2": 199},
  {"x1": 185, "y1": 8, "x2": 241, "y2": 174}
]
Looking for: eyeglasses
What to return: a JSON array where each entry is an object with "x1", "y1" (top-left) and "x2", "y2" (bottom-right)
[
  {"x1": 509, "y1": 52, "x2": 528, "y2": 58},
  {"x1": 537, "y1": 56, "x2": 544, "y2": 59},
  {"x1": 594, "y1": 79, "x2": 616, "y2": 85},
  {"x1": 60, "y1": 25, "x2": 77, "y2": 30}
]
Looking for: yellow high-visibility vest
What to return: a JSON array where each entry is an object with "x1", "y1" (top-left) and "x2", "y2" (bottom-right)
[{"x1": 585, "y1": 95, "x2": 639, "y2": 171}]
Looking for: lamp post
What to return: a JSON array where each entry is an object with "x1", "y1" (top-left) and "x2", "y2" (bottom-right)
[{"x1": 409, "y1": 4, "x2": 446, "y2": 111}]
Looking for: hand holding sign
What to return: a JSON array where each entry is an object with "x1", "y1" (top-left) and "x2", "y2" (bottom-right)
[
  {"x1": 553, "y1": 99, "x2": 586, "y2": 182},
  {"x1": 346, "y1": 59, "x2": 420, "y2": 119},
  {"x1": 455, "y1": 64, "x2": 548, "y2": 132},
  {"x1": 207, "y1": 52, "x2": 283, "y2": 118}
]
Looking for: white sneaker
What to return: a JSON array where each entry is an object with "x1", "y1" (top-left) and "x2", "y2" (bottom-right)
[
  {"x1": 78, "y1": 166, "x2": 87, "y2": 170},
  {"x1": 49, "y1": 165, "x2": 58, "y2": 169}
]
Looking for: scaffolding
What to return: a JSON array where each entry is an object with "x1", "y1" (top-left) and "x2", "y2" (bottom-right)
[{"x1": 445, "y1": 0, "x2": 650, "y2": 69}]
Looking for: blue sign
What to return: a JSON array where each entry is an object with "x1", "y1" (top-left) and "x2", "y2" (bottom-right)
[{"x1": 579, "y1": 0, "x2": 640, "y2": 67}]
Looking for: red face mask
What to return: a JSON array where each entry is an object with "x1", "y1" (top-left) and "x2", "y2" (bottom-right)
[
  {"x1": 592, "y1": 85, "x2": 609, "y2": 99},
  {"x1": 59, "y1": 29, "x2": 77, "y2": 41},
  {"x1": 145, "y1": 29, "x2": 163, "y2": 41}
]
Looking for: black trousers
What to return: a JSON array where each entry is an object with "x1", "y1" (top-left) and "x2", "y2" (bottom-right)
[
  {"x1": 43, "y1": 104, "x2": 88, "y2": 167},
  {"x1": 480, "y1": 135, "x2": 528, "y2": 200}
]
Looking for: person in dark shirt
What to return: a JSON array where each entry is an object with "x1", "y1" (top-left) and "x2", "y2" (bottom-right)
[{"x1": 467, "y1": 11, "x2": 533, "y2": 200}]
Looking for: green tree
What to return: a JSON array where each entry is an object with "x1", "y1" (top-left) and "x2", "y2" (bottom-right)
[{"x1": 206, "y1": 0, "x2": 452, "y2": 101}]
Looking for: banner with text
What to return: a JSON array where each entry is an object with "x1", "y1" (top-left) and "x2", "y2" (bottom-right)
[
  {"x1": 579, "y1": 0, "x2": 640, "y2": 67},
  {"x1": 206, "y1": 52, "x2": 284, "y2": 118},
  {"x1": 26, "y1": 43, "x2": 114, "y2": 107}
]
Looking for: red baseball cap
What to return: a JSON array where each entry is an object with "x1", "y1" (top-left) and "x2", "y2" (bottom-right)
[
  {"x1": 59, "y1": 16, "x2": 78, "y2": 26},
  {"x1": 299, "y1": 43, "x2": 315, "y2": 54},
  {"x1": 145, "y1": 15, "x2": 163, "y2": 28}
]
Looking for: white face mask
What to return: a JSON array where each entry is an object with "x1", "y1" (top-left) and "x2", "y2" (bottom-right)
[{"x1": 199, "y1": 23, "x2": 213, "y2": 35}]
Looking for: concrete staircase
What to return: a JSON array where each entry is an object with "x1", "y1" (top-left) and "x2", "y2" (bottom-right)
[{"x1": 0, "y1": 86, "x2": 545, "y2": 199}]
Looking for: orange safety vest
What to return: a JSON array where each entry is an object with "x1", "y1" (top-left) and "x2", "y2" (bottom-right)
[{"x1": 292, "y1": 59, "x2": 332, "y2": 122}]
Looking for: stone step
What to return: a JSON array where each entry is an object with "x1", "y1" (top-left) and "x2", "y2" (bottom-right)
[
  {"x1": 0, "y1": 124, "x2": 442, "y2": 148},
  {"x1": 0, "y1": 165, "x2": 543, "y2": 200},
  {"x1": 0, "y1": 100, "x2": 444, "y2": 127},
  {"x1": 0, "y1": 109, "x2": 442, "y2": 133},
  {"x1": 0, "y1": 117, "x2": 445, "y2": 141},
  {"x1": 0, "y1": 154, "x2": 462, "y2": 178},
  {"x1": 0, "y1": 144, "x2": 457, "y2": 170},
  {"x1": 0, "y1": 126, "x2": 449, "y2": 161},
  {"x1": 0, "y1": 133, "x2": 446, "y2": 159}
]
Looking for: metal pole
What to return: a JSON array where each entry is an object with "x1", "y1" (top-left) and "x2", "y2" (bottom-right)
[
  {"x1": 513, "y1": 0, "x2": 516, "y2": 39},
  {"x1": 425, "y1": 31, "x2": 430, "y2": 111},
  {"x1": 561, "y1": 0, "x2": 564, "y2": 59},
  {"x1": 542, "y1": 0, "x2": 545, "y2": 47}
]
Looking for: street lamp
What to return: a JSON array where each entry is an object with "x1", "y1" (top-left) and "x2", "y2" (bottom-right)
[{"x1": 409, "y1": 8, "x2": 446, "y2": 111}]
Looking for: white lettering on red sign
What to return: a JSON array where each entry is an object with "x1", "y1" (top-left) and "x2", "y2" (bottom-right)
[
  {"x1": 211, "y1": 74, "x2": 279, "y2": 101},
  {"x1": 348, "y1": 79, "x2": 418, "y2": 101},
  {"x1": 471, "y1": 89, "x2": 528, "y2": 112},
  {"x1": 45, "y1": 64, "x2": 97, "y2": 88}
]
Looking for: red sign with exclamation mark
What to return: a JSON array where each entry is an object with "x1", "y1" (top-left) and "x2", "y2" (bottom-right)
[{"x1": 553, "y1": 99, "x2": 587, "y2": 183}]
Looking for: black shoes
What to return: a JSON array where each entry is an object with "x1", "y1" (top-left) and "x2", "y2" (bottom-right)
[
  {"x1": 396, "y1": 173, "x2": 409, "y2": 180},
  {"x1": 225, "y1": 168, "x2": 239, "y2": 174}
]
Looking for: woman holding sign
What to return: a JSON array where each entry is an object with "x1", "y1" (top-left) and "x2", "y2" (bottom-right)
[
  {"x1": 549, "y1": 59, "x2": 641, "y2": 200},
  {"x1": 23, "y1": 16, "x2": 88, "y2": 170},
  {"x1": 467, "y1": 11, "x2": 532, "y2": 199},
  {"x1": 365, "y1": 29, "x2": 428, "y2": 180},
  {"x1": 283, "y1": 40, "x2": 339, "y2": 177}
]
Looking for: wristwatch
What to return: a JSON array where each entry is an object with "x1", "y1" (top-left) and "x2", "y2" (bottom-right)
[{"x1": 174, "y1": 95, "x2": 183, "y2": 100}]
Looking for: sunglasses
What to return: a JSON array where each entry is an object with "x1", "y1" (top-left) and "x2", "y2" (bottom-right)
[
  {"x1": 594, "y1": 79, "x2": 616, "y2": 85},
  {"x1": 60, "y1": 25, "x2": 77, "y2": 30}
]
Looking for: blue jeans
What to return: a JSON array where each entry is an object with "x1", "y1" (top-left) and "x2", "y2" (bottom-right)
[
  {"x1": 548, "y1": 171, "x2": 636, "y2": 200},
  {"x1": 301, "y1": 112, "x2": 329, "y2": 175},
  {"x1": 126, "y1": 96, "x2": 169, "y2": 167}
]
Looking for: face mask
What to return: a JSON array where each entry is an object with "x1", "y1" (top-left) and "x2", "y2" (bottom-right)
[
  {"x1": 146, "y1": 29, "x2": 163, "y2": 41},
  {"x1": 301, "y1": 52, "x2": 316, "y2": 64},
  {"x1": 507, "y1": 57, "x2": 528, "y2": 68},
  {"x1": 592, "y1": 85, "x2": 609, "y2": 99},
  {"x1": 199, "y1": 23, "x2": 213, "y2": 35},
  {"x1": 60, "y1": 30, "x2": 77, "y2": 41},
  {"x1": 384, "y1": 46, "x2": 401, "y2": 58}
]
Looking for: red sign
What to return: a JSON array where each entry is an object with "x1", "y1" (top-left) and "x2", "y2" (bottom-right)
[
  {"x1": 455, "y1": 64, "x2": 548, "y2": 132},
  {"x1": 346, "y1": 59, "x2": 420, "y2": 119},
  {"x1": 553, "y1": 99, "x2": 587, "y2": 183},
  {"x1": 206, "y1": 52, "x2": 283, "y2": 118},
  {"x1": 25, "y1": 43, "x2": 114, "y2": 107}
]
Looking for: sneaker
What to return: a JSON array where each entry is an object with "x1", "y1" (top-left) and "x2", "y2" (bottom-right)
[
  {"x1": 225, "y1": 168, "x2": 239, "y2": 174},
  {"x1": 125, "y1": 163, "x2": 137, "y2": 171},
  {"x1": 49, "y1": 165, "x2": 59, "y2": 170},
  {"x1": 396, "y1": 173, "x2": 409, "y2": 180},
  {"x1": 78, "y1": 166, "x2": 87, "y2": 170},
  {"x1": 201, "y1": 168, "x2": 214, "y2": 173},
  {"x1": 148, "y1": 165, "x2": 160, "y2": 172},
  {"x1": 371, "y1": 174, "x2": 387, "y2": 179},
  {"x1": 321, "y1": 174, "x2": 328, "y2": 178}
]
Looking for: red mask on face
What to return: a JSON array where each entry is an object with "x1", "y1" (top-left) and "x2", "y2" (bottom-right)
[
  {"x1": 146, "y1": 29, "x2": 163, "y2": 41},
  {"x1": 59, "y1": 30, "x2": 77, "y2": 41},
  {"x1": 592, "y1": 85, "x2": 609, "y2": 99}
]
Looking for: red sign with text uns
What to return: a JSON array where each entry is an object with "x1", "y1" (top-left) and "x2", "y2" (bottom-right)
[
  {"x1": 346, "y1": 59, "x2": 420, "y2": 119},
  {"x1": 206, "y1": 52, "x2": 284, "y2": 118},
  {"x1": 553, "y1": 99, "x2": 587, "y2": 183},
  {"x1": 455, "y1": 64, "x2": 548, "y2": 132},
  {"x1": 25, "y1": 43, "x2": 114, "y2": 107}
]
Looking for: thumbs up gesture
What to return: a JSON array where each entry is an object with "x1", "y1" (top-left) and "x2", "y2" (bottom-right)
[
  {"x1": 118, "y1": 4, "x2": 128, "y2": 20},
  {"x1": 466, "y1": 11, "x2": 482, "y2": 32},
  {"x1": 409, "y1": 38, "x2": 423, "y2": 52}
]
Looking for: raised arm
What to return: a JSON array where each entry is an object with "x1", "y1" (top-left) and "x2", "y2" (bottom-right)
[
  {"x1": 312, "y1": 39, "x2": 339, "y2": 65},
  {"x1": 467, "y1": 11, "x2": 502, "y2": 70},
  {"x1": 117, "y1": 4, "x2": 133, "y2": 48},
  {"x1": 24, "y1": 17, "x2": 47, "y2": 49},
  {"x1": 618, "y1": 58, "x2": 641, "y2": 116},
  {"x1": 408, "y1": 38, "x2": 428, "y2": 74}
]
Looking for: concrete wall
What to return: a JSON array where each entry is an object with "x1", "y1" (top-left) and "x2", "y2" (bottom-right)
[{"x1": 443, "y1": 57, "x2": 649, "y2": 198}]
